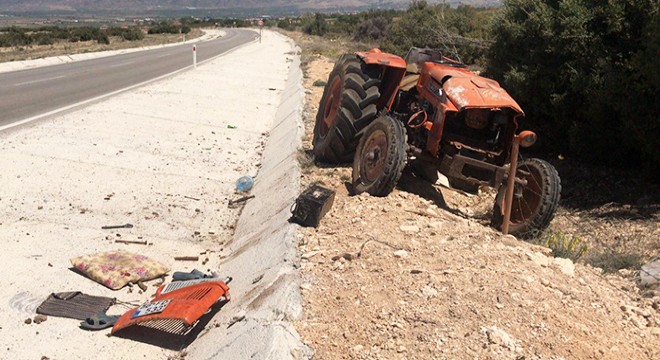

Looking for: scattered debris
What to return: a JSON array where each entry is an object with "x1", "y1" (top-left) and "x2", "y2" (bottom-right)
[
  {"x1": 235, "y1": 175, "x2": 255, "y2": 193},
  {"x1": 227, "y1": 125, "x2": 237, "y2": 129},
  {"x1": 101, "y1": 223, "x2": 133, "y2": 230},
  {"x1": 228, "y1": 194, "x2": 255, "y2": 206},
  {"x1": 183, "y1": 195, "x2": 200, "y2": 201},
  {"x1": 174, "y1": 256, "x2": 199, "y2": 262},
  {"x1": 80, "y1": 312, "x2": 120, "y2": 331},
  {"x1": 136, "y1": 281, "x2": 147, "y2": 292},
  {"x1": 290, "y1": 184, "x2": 335, "y2": 227},
  {"x1": 71, "y1": 250, "x2": 169, "y2": 290},
  {"x1": 331, "y1": 253, "x2": 354, "y2": 261},
  {"x1": 227, "y1": 310, "x2": 246, "y2": 328},
  {"x1": 37, "y1": 292, "x2": 115, "y2": 320},
  {"x1": 115, "y1": 239, "x2": 147, "y2": 245},
  {"x1": 111, "y1": 278, "x2": 231, "y2": 335}
]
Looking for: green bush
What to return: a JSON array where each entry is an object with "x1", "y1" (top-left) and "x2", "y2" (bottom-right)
[
  {"x1": 148, "y1": 21, "x2": 181, "y2": 34},
  {"x1": 277, "y1": 19, "x2": 295, "y2": 31},
  {"x1": 487, "y1": 0, "x2": 659, "y2": 174},
  {"x1": 302, "y1": 13, "x2": 328, "y2": 36}
]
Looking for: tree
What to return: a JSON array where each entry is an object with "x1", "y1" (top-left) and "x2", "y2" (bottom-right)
[
  {"x1": 486, "y1": 0, "x2": 659, "y2": 173},
  {"x1": 303, "y1": 13, "x2": 328, "y2": 36}
]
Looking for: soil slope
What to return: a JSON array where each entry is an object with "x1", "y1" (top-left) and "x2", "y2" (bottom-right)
[{"x1": 294, "y1": 55, "x2": 659, "y2": 360}]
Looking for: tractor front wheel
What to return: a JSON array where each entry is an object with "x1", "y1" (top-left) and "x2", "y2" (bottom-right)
[
  {"x1": 352, "y1": 114, "x2": 407, "y2": 196},
  {"x1": 491, "y1": 158, "x2": 561, "y2": 237}
]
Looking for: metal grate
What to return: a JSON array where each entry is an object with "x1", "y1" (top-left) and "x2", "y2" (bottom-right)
[
  {"x1": 134, "y1": 318, "x2": 196, "y2": 335},
  {"x1": 160, "y1": 278, "x2": 222, "y2": 294}
]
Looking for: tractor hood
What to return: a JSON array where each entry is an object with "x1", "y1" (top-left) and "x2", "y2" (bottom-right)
[{"x1": 427, "y1": 64, "x2": 524, "y2": 115}]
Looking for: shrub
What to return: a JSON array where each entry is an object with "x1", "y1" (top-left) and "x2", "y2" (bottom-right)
[
  {"x1": 536, "y1": 231, "x2": 588, "y2": 261},
  {"x1": 487, "y1": 0, "x2": 659, "y2": 174},
  {"x1": 586, "y1": 251, "x2": 644, "y2": 273},
  {"x1": 302, "y1": 13, "x2": 328, "y2": 36}
]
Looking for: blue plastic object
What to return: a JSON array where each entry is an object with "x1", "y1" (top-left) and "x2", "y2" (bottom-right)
[{"x1": 235, "y1": 175, "x2": 254, "y2": 192}]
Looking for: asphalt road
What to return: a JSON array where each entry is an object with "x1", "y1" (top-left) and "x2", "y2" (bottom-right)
[{"x1": 0, "y1": 28, "x2": 257, "y2": 128}]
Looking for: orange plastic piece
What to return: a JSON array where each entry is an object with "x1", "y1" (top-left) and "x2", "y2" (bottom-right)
[{"x1": 111, "y1": 280, "x2": 230, "y2": 335}]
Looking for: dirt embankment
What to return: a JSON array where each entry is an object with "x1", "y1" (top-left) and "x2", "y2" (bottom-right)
[{"x1": 293, "y1": 51, "x2": 659, "y2": 359}]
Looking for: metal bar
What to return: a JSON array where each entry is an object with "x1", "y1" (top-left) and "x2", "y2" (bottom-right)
[{"x1": 502, "y1": 135, "x2": 521, "y2": 234}]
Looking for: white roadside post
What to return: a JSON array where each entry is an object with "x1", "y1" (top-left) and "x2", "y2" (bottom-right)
[
  {"x1": 193, "y1": 44, "x2": 197, "y2": 69},
  {"x1": 258, "y1": 19, "x2": 264, "y2": 43}
]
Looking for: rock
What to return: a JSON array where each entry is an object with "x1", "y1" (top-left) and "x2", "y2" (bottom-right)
[
  {"x1": 397, "y1": 345, "x2": 407, "y2": 353},
  {"x1": 527, "y1": 252, "x2": 550, "y2": 267},
  {"x1": 302, "y1": 250, "x2": 322, "y2": 260},
  {"x1": 399, "y1": 225, "x2": 419, "y2": 233},
  {"x1": 421, "y1": 285, "x2": 438, "y2": 299},
  {"x1": 393, "y1": 250, "x2": 409, "y2": 258},
  {"x1": 482, "y1": 325, "x2": 517, "y2": 351},
  {"x1": 640, "y1": 259, "x2": 660, "y2": 287},
  {"x1": 651, "y1": 328, "x2": 660, "y2": 336},
  {"x1": 33, "y1": 315, "x2": 47, "y2": 324},
  {"x1": 353, "y1": 345, "x2": 364, "y2": 352},
  {"x1": 541, "y1": 278, "x2": 550, "y2": 287},
  {"x1": 331, "y1": 253, "x2": 354, "y2": 261},
  {"x1": 552, "y1": 257, "x2": 575, "y2": 277},
  {"x1": 24, "y1": 318, "x2": 32, "y2": 324},
  {"x1": 429, "y1": 221, "x2": 443, "y2": 230}
]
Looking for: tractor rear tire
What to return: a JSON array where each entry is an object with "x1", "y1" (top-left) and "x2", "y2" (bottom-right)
[
  {"x1": 313, "y1": 54, "x2": 381, "y2": 163},
  {"x1": 491, "y1": 158, "x2": 561, "y2": 237},
  {"x1": 352, "y1": 114, "x2": 407, "y2": 197}
]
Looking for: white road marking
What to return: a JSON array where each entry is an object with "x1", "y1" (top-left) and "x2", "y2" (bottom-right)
[
  {"x1": 109, "y1": 60, "x2": 136, "y2": 68},
  {"x1": 12, "y1": 75, "x2": 66, "y2": 87}
]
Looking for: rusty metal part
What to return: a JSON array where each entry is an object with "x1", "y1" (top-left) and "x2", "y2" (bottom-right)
[
  {"x1": 449, "y1": 140, "x2": 503, "y2": 157},
  {"x1": 439, "y1": 153, "x2": 507, "y2": 189},
  {"x1": 502, "y1": 135, "x2": 521, "y2": 234},
  {"x1": 361, "y1": 128, "x2": 389, "y2": 183}
]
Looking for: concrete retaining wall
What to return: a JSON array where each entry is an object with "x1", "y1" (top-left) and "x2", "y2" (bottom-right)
[{"x1": 187, "y1": 34, "x2": 310, "y2": 359}]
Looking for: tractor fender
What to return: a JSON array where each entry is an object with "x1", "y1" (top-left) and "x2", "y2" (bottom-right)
[
  {"x1": 355, "y1": 48, "x2": 407, "y2": 68},
  {"x1": 355, "y1": 49, "x2": 407, "y2": 111}
]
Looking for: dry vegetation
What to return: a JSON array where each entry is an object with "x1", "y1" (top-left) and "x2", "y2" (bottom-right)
[{"x1": 0, "y1": 28, "x2": 203, "y2": 63}]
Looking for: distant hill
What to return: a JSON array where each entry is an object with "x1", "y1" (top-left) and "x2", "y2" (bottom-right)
[{"x1": 0, "y1": 1, "x2": 502, "y2": 16}]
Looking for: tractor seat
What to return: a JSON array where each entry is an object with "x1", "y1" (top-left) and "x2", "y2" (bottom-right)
[{"x1": 400, "y1": 73, "x2": 420, "y2": 91}]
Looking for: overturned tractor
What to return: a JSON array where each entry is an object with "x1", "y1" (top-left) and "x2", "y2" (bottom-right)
[{"x1": 313, "y1": 48, "x2": 561, "y2": 237}]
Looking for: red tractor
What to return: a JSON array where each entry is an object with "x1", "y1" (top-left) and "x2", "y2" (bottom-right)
[{"x1": 313, "y1": 48, "x2": 561, "y2": 236}]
